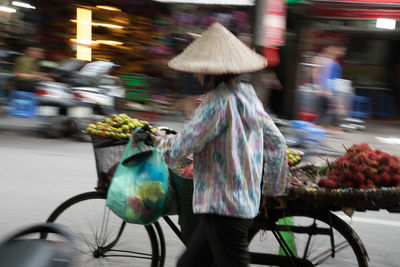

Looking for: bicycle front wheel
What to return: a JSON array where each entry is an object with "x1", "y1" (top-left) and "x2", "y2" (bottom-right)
[
  {"x1": 249, "y1": 211, "x2": 368, "y2": 266},
  {"x1": 44, "y1": 191, "x2": 160, "y2": 267}
]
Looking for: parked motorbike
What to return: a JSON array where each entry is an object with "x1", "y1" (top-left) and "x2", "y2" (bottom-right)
[
  {"x1": 34, "y1": 59, "x2": 86, "y2": 138},
  {"x1": 66, "y1": 61, "x2": 125, "y2": 141},
  {"x1": 35, "y1": 60, "x2": 124, "y2": 139}
]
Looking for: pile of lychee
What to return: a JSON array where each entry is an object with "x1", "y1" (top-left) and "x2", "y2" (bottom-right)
[{"x1": 318, "y1": 143, "x2": 400, "y2": 190}]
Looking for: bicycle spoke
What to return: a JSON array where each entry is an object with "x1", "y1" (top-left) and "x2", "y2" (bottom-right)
[
  {"x1": 302, "y1": 234, "x2": 313, "y2": 259},
  {"x1": 45, "y1": 192, "x2": 159, "y2": 267},
  {"x1": 103, "y1": 254, "x2": 154, "y2": 260},
  {"x1": 110, "y1": 249, "x2": 154, "y2": 257},
  {"x1": 249, "y1": 213, "x2": 367, "y2": 266},
  {"x1": 312, "y1": 239, "x2": 352, "y2": 264}
]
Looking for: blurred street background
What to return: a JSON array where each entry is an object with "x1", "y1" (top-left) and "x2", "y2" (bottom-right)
[{"x1": 1, "y1": 0, "x2": 400, "y2": 266}]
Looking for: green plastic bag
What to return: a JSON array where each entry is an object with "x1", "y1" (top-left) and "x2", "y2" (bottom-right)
[
  {"x1": 278, "y1": 217, "x2": 297, "y2": 256},
  {"x1": 106, "y1": 134, "x2": 169, "y2": 225}
]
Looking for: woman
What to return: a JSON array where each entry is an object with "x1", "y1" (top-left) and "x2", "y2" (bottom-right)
[{"x1": 156, "y1": 23, "x2": 289, "y2": 267}]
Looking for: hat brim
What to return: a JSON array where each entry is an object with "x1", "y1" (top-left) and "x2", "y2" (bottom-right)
[{"x1": 168, "y1": 23, "x2": 267, "y2": 75}]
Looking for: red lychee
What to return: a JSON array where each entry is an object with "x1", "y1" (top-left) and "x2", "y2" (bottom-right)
[
  {"x1": 357, "y1": 153, "x2": 369, "y2": 163},
  {"x1": 359, "y1": 185, "x2": 367, "y2": 190},
  {"x1": 379, "y1": 153, "x2": 391, "y2": 165},
  {"x1": 343, "y1": 181, "x2": 354, "y2": 188},
  {"x1": 326, "y1": 179, "x2": 338, "y2": 189},
  {"x1": 391, "y1": 175, "x2": 400, "y2": 186},
  {"x1": 371, "y1": 174, "x2": 381, "y2": 185},
  {"x1": 382, "y1": 166, "x2": 390, "y2": 173},
  {"x1": 317, "y1": 178, "x2": 326, "y2": 188},
  {"x1": 344, "y1": 170, "x2": 353, "y2": 179},
  {"x1": 367, "y1": 151, "x2": 378, "y2": 161},
  {"x1": 360, "y1": 143, "x2": 372, "y2": 151},
  {"x1": 381, "y1": 173, "x2": 391, "y2": 186},
  {"x1": 355, "y1": 173, "x2": 365, "y2": 184},
  {"x1": 328, "y1": 173, "x2": 339, "y2": 181}
]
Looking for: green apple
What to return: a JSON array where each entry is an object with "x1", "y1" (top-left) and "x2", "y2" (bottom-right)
[
  {"x1": 120, "y1": 133, "x2": 126, "y2": 139},
  {"x1": 116, "y1": 128, "x2": 122, "y2": 133},
  {"x1": 86, "y1": 127, "x2": 92, "y2": 134},
  {"x1": 121, "y1": 125, "x2": 129, "y2": 132},
  {"x1": 128, "y1": 123, "x2": 135, "y2": 129},
  {"x1": 88, "y1": 123, "x2": 96, "y2": 128}
]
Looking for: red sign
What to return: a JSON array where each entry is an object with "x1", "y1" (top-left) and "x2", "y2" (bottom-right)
[
  {"x1": 263, "y1": 0, "x2": 286, "y2": 47},
  {"x1": 315, "y1": 8, "x2": 400, "y2": 19},
  {"x1": 331, "y1": 0, "x2": 400, "y2": 3}
]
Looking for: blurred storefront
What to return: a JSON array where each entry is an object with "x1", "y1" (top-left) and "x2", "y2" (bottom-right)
[
  {"x1": 294, "y1": 0, "x2": 400, "y2": 120},
  {"x1": 0, "y1": 0, "x2": 40, "y2": 51},
  {"x1": 33, "y1": 0, "x2": 255, "y2": 102}
]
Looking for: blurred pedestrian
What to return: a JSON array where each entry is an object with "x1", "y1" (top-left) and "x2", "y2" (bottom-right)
[
  {"x1": 312, "y1": 43, "x2": 346, "y2": 126},
  {"x1": 12, "y1": 45, "x2": 52, "y2": 92},
  {"x1": 155, "y1": 23, "x2": 289, "y2": 267}
]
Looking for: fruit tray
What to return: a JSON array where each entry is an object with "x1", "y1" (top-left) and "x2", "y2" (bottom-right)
[
  {"x1": 287, "y1": 164, "x2": 400, "y2": 212},
  {"x1": 286, "y1": 186, "x2": 400, "y2": 212}
]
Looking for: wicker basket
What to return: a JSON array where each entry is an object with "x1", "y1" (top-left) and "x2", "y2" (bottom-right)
[{"x1": 90, "y1": 136, "x2": 128, "y2": 191}]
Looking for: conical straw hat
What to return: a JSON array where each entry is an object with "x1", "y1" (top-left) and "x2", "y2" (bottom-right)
[{"x1": 168, "y1": 22, "x2": 267, "y2": 74}]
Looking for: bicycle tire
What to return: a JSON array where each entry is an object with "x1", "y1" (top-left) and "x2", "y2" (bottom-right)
[
  {"x1": 44, "y1": 191, "x2": 161, "y2": 267},
  {"x1": 249, "y1": 211, "x2": 368, "y2": 267}
]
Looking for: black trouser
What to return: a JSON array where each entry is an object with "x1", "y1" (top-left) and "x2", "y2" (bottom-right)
[
  {"x1": 177, "y1": 214, "x2": 253, "y2": 267},
  {"x1": 316, "y1": 95, "x2": 332, "y2": 126}
]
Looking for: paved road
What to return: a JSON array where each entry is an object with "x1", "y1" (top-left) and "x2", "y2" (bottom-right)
[{"x1": 1, "y1": 128, "x2": 400, "y2": 266}]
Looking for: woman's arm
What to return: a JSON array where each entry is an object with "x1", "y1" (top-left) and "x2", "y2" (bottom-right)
[
  {"x1": 157, "y1": 91, "x2": 227, "y2": 165},
  {"x1": 261, "y1": 112, "x2": 289, "y2": 196}
]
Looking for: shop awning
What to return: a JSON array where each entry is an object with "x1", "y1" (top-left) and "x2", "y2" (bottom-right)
[
  {"x1": 154, "y1": 0, "x2": 255, "y2": 5},
  {"x1": 311, "y1": 0, "x2": 400, "y2": 19}
]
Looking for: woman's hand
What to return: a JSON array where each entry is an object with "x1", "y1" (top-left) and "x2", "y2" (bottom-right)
[
  {"x1": 152, "y1": 130, "x2": 164, "y2": 146},
  {"x1": 263, "y1": 196, "x2": 287, "y2": 210}
]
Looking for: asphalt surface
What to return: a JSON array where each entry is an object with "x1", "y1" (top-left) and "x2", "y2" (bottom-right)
[{"x1": 1, "y1": 122, "x2": 400, "y2": 266}]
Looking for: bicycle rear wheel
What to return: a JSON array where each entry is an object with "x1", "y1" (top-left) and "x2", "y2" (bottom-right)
[
  {"x1": 249, "y1": 211, "x2": 368, "y2": 266},
  {"x1": 43, "y1": 191, "x2": 160, "y2": 267}
]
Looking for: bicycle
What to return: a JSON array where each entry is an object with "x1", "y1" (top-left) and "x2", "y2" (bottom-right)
[{"x1": 41, "y1": 128, "x2": 369, "y2": 266}]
